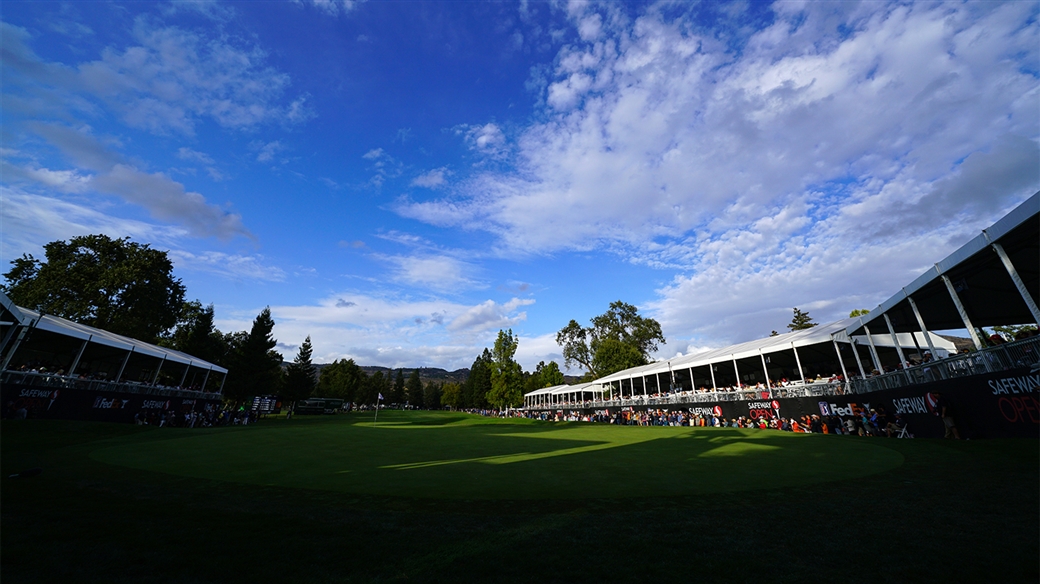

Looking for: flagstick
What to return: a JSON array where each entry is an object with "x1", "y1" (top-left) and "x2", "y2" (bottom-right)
[{"x1": 374, "y1": 396, "x2": 380, "y2": 425}]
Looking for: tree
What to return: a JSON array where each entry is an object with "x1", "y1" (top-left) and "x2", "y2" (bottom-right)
[
  {"x1": 990, "y1": 324, "x2": 1038, "y2": 342},
  {"x1": 556, "y1": 301, "x2": 665, "y2": 378},
  {"x1": 537, "y1": 361, "x2": 564, "y2": 388},
  {"x1": 3, "y1": 234, "x2": 186, "y2": 342},
  {"x1": 423, "y1": 382, "x2": 442, "y2": 410},
  {"x1": 487, "y1": 329, "x2": 524, "y2": 409},
  {"x1": 316, "y1": 358, "x2": 364, "y2": 402},
  {"x1": 282, "y1": 336, "x2": 316, "y2": 405},
  {"x1": 787, "y1": 308, "x2": 818, "y2": 331},
  {"x1": 406, "y1": 369, "x2": 424, "y2": 407},
  {"x1": 391, "y1": 369, "x2": 406, "y2": 404},
  {"x1": 849, "y1": 309, "x2": 871, "y2": 318},
  {"x1": 358, "y1": 371, "x2": 385, "y2": 405},
  {"x1": 163, "y1": 301, "x2": 227, "y2": 367},
  {"x1": 222, "y1": 307, "x2": 283, "y2": 404},
  {"x1": 462, "y1": 350, "x2": 492, "y2": 408},
  {"x1": 440, "y1": 382, "x2": 462, "y2": 410},
  {"x1": 591, "y1": 338, "x2": 644, "y2": 379}
]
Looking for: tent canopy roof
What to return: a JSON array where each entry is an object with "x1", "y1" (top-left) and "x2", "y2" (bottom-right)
[
  {"x1": 847, "y1": 192, "x2": 1039, "y2": 336},
  {"x1": 5, "y1": 293, "x2": 227, "y2": 374}
]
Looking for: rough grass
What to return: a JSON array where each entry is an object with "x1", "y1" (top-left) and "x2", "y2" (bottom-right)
[{"x1": 2, "y1": 411, "x2": 1037, "y2": 583}]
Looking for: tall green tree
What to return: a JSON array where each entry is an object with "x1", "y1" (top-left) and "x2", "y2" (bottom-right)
[
  {"x1": 462, "y1": 349, "x2": 492, "y2": 408},
  {"x1": 423, "y1": 381, "x2": 442, "y2": 410},
  {"x1": 317, "y1": 359, "x2": 365, "y2": 402},
  {"x1": 406, "y1": 369, "x2": 424, "y2": 407},
  {"x1": 556, "y1": 301, "x2": 665, "y2": 378},
  {"x1": 591, "y1": 338, "x2": 644, "y2": 380},
  {"x1": 849, "y1": 308, "x2": 871, "y2": 318},
  {"x1": 537, "y1": 361, "x2": 564, "y2": 387},
  {"x1": 440, "y1": 382, "x2": 462, "y2": 410},
  {"x1": 358, "y1": 371, "x2": 384, "y2": 406},
  {"x1": 3, "y1": 234, "x2": 186, "y2": 342},
  {"x1": 392, "y1": 369, "x2": 406, "y2": 404},
  {"x1": 222, "y1": 307, "x2": 283, "y2": 404},
  {"x1": 487, "y1": 329, "x2": 523, "y2": 409},
  {"x1": 787, "y1": 308, "x2": 818, "y2": 331},
  {"x1": 282, "y1": 336, "x2": 316, "y2": 405},
  {"x1": 163, "y1": 301, "x2": 227, "y2": 366}
]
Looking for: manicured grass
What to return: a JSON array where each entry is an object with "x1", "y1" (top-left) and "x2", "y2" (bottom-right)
[
  {"x1": 88, "y1": 411, "x2": 904, "y2": 499},
  {"x1": 2, "y1": 411, "x2": 1037, "y2": 583}
]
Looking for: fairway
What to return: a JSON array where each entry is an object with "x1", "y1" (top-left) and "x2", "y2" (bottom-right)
[{"x1": 89, "y1": 411, "x2": 903, "y2": 499}]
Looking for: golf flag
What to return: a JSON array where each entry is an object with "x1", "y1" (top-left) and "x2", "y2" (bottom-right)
[{"x1": 378, "y1": 393, "x2": 384, "y2": 401}]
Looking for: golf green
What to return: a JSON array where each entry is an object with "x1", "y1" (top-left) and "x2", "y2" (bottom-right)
[{"x1": 89, "y1": 411, "x2": 903, "y2": 499}]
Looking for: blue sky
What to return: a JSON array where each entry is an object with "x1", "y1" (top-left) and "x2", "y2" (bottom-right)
[{"x1": 2, "y1": 0, "x2": 1038, "y2": 371}]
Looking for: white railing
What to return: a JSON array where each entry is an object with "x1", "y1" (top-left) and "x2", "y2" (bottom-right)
[{"x1": 847, "y1": 335, "x2": 1040, "y2": 394}]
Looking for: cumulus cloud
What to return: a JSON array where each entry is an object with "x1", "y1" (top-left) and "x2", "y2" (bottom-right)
[
  {"x1": 396, "y1": 1, "x2": 1038, "y2": 347},
  {"x1": 255, "y1": 140, "x2": 284, "y2": 163},
  {"x1": 457, "y1": 123, "x2": 508, "y2": 158},
  {"x1": 21, "y1": 123, "x2": 251, "y2": 239},
  {"x1": 411, "y1": 167, "x2": 450, "y2": 188},
  {"x1": 399, "y1": 2, "x2": 1038, "y2": 255},
  {"x1": 3, "y1": 19, "x2": 313, "y2": 135},
  {"x1": 213, "y1": 293, "x2": 534, "y2": 369},
  {"x1": 448, "y1": 297, "x2": 535, "y2": 332}
]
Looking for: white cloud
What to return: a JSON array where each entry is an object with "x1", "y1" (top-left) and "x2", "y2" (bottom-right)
[
  {"x1": 26, "y1": 124, "x2": 250, "y2": 239},
  {"x1": 411, "y1": 167, "x2": 450, "y2": 188},
  {"x1": 399, "y1": 2, "x2": 1038, "y2": 257},
  {"x1": 255, "y1": 140, "x2": 284, "y2": 163},
  {"x1": 447, "y1": 297, "x2": 535, "y2": 332},
  {"x1": 457, "y1": 123, "x2": 508, "y2": 158},
  {"x1": 296, "y1": 0, "x2": 366, "y2": 17},
  {"x1": 0, "y1": 189, "x2": 186, "y2": 261},
  {"x1": 168, "y1": 250, "x2": 286, "y2": 282},
  {"x1": 177, "y1": 147, "x2": 215, "y2": 165},
  {"x1": 380, "y1": 254, "x2": 481, "y2": 291},
  {"x1": 3, "y1": 19, "x2": 313, "y2": 135},
  {"x1": 395, "y1": 1, "x2": 1038, "y2": 347},
  {"x1": 213, "y1": 293, "x2": 533, "y2": 369}
]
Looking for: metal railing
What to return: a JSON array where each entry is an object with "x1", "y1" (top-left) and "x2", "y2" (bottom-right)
[
  {"x1": 527, "y1": 381, "x2": 847, "y2": 410},
  {"x1": 847, "y1": 335, "x2": 1040, "y2": 394},
  {"x1": 524, "y1": 336, "x2": 1040, "y2": 409},
  {"x1": 1, "y1": 370, "x2": 223, "y2": 401}
]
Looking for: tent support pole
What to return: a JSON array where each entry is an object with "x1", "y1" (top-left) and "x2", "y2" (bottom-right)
[
  {"x1": 851, "y1": 340, "x2": 867, "y2": 378},
  {"x1": 114, "y1": 349, "x2": 133, "y2": 383},
  {"x1": 792, "y1": 343, "x2": 805, "y2": 384},
  {"x1": 991, "y1": 242, "x2": 1040, "y2": 326},
  {"x1": 759, "y1": 351, "x2": 772, "y2": 399},
  {"x1": 942, "y1": 274, "x2": 984, "y2": 350},
  {"x1": 863, "y1": 324, "x2": 883, "y2": 373},
  {"x1": 832, "y1": 339, "x2": 849, "y2": 383},
  {"x1": 68, "y1": 336, "x2": 90, "y2": 377}
]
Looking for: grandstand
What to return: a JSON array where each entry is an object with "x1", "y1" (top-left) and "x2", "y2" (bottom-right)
[
  {"x1": 1, "y1": 291, "x2": 225, "y2": 421},
  {"x1": 523, "y1": 192, "x2": 1039, "y2": 438}
]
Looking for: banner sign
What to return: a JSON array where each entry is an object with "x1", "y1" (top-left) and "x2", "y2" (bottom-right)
[
  {"x1": 2, "y1": 382, "x2": 221, "y2": 424},
  {"x1": 591, "y1": 368, "x2": 1039, "y2": 439}
]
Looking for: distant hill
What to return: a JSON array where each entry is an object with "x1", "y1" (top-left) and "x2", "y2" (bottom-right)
[{"x1": 308, "y1": 364, "x2": 469, "y2": 385}]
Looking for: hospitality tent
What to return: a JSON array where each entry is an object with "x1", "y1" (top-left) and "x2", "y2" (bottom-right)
[{"x1": 0, "y1": 291, "x2": 227, "y2": 393}]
